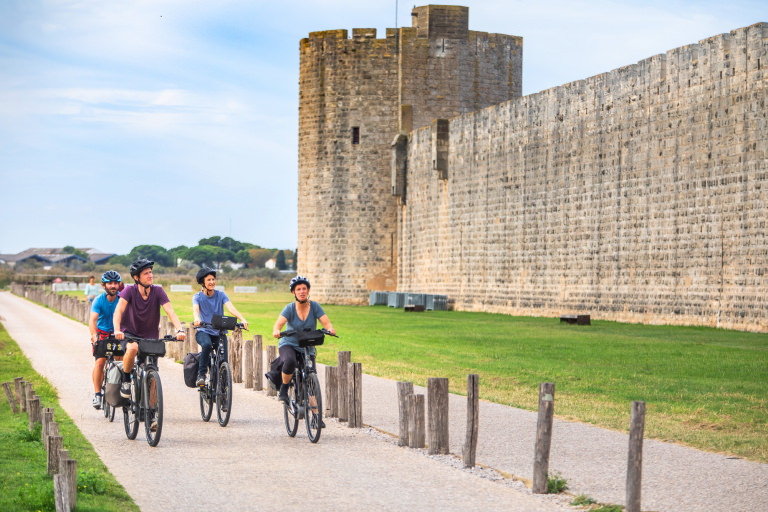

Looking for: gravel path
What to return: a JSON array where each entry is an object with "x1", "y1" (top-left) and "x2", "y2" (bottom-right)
[
  {"x1": 0, "y1": 292, "x2": 572, "y2": 512},
  {"x1": 2, "y1": 291, "x2": 767, "y2": 511}
]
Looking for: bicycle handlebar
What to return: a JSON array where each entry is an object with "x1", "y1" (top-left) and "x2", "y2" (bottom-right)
[
  {"x1": 279, "y1": 328, "x2": 338, "y2": 338},
  {"x1": 195, "y1": 321, "x2": 247, "y2": 331},
  {"x1": 107, "y1": 334, "x2": 180, "y2": 342}
]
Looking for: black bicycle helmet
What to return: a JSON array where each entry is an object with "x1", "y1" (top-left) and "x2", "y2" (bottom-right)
[
  {"x1": 196, "y1": 266, "x2": 216, "y2": 285},
  {"x1": 101, "y1": 270, "x2": 122, "y2": 283},
  {"x1": 129, "y1": 258, "x2": 154, "y2": 278},
  {"x1": 289, "y1": 275, "x2": 310, "y2": 292}
]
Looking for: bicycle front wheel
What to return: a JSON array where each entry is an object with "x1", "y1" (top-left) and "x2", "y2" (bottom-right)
[
  {"x1": 305, "y1": 373, "x2": 323, "y2": 443},
  {"x1": 143, "y1": 369, "x2": 163, "y2": 447},
  {"x1": 283, "y1": 376, "x2": 299, "y2": 437},
  {"x1": 216, "y1": 361, "x2": 232, "y2": 427},
  {"x1": 199, "y1": 374, "x2": 213, "y2": 422},
  {"x1": 101, "y1": 375, "x2": 109, "y2": 418},
  {"x1": 123, "y1": 376, "x2": 140, "y2": 440}
]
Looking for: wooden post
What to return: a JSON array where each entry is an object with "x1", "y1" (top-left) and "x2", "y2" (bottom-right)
[
  {"x1": 427, "y1": 377, "x2": 449, "y2": 455},
  {"x1": 325, "y1": 366, "x2": 338, "y2": 418},
  {"x1": 186, "y1": 326, "x2": 195, "y2": 356},
  {"x1": 243, "y1": 338, "x2": 253, "y2": 388},
  {"x1": 62, "y1": 458, "x2": 77, "y2": 509},
  {"x1": 266, "y1": 345, "x2": 277, "y2": 397},
  {"x1": 396, "y1": 381, "x2": 414, "y2": 446},
  {"x1": 337, "y1": 351, "x2": 351, "y2": 422},
  {"x1": 626, "y1": 401, "x2": 646, "y2": 512},
  {"x1": 253, "y1": 335, "x2": 263, "y2": 391},
  {"x1": 408, "y1": 394, "x2": 426, "y2": 449},
  {"x1": 532, "y1": 382, "x2": 556, "y2": 494},
  {"x1": 58, "y1": 449, "x2": 69, "y2": 474},
  {"x1": 28, "y1": 396, "x2": 41, "y2": 431},
  {"x1": 47, "y1": 435, "x2": 63, "y2": 474},
  {"x1": 26, "y1": 384, "x2": 34, "y2": 411},
  {"x1": 3, "y1": 381, "x2": 18, "y2": 413},
  {"x1": 348, "y1": 362, "x2": 362, "y2": 428},
  {"x1": 232, "y1": 328, "x2": 243, "y2": 383},
  {"x1": 15, "y1": 378, "x2": 24, "y2": 411},
  {"x1": 42, "y1": 408, "x2": 54, "y2": 450},
  {"x1": 54, "y1": 474, "x2": 71, "y2": 512},
  {"x1": 463, "y1": 374, "x2": 479, "y2": 468}
]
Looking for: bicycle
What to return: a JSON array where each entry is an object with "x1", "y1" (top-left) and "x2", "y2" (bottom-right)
[
  {"x1": 194, "y1": 315, "x2": 245, "y2": 427},
  {"x1": 99, "y1": 337, "x2": 125, "y2": 422},
  {"x1": 278, "y1": 328, "x2": 337, "y2": 443},
  {"x1": 121, "y1": 334, "x2": 173, "y2": 447}
]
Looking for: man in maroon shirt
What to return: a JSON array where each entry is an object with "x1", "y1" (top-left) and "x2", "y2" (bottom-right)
[{"x1": 113, "y1": 258, "x2": 185, "y2": 400}]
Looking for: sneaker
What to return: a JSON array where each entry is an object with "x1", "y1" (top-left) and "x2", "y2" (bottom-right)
[
  {"x1": 92, "y1": 394, "x2": 102, "y2": 409},
  {"x1": 196, "y1": 375, "x2": 205, "y2": 387},
  {"x1": 310, "y1": 416, "x2": 325, "y2": 429},
  {"x1": 120, "y1": 381, "x2": 132, "y2": 399},
  {"x1": 150, "y1": 420, "x2": 158, "y2": 432},
  {"x1": 277, "y1": 384, "x2": 289, "y2": 403}
]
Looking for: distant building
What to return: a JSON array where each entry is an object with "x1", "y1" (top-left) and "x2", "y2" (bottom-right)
[{"x1": 0, "y1": 248, "x2": 116, "y2": 268}]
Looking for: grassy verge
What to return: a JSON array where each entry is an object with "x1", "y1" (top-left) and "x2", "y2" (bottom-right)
[
  {"x1": 0, "y1": 323, "x2": 138, "y2": 512},
  {"x1": 166, "y1": 290, "x2": 768, "y2": 462}
]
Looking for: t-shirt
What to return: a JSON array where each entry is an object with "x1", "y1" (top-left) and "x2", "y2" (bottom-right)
[
  {"x1": 118, "y1": 284, "x2": 169, "y2": 339},
  {"x1": 84, "y1": 283, "x2": 100, "y2": 301},
  {"x1": 91, "y1": 292, "x2": 120, "y2": 333},
  {"x1": 279, "y1": 301, "x2": 325, "y2": 355},
  {"x1": 192, "y1": 290, "x2": 230, "y2": 336}
]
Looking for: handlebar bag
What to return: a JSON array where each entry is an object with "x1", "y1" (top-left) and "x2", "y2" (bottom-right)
[
  {"x1": 297, "y1": 329, "x2": 325, "y2": 347},
  {"x1": 105, "y1": 339, "x2": 125, "y2": 357},
  {"x1": 183, "y1": 352, "x2": 201, "y2": 388},
  {"x1": 212, "y1": 315, "x2": 238, "y2": 330},
  {"x1": 138, "y1": 339, "x2": 166, "y2": 357}
]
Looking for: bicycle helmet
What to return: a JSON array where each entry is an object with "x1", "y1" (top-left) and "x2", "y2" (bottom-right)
[
  {"x1": 129, "y1": 258, "x2": 154, "y2": 278},
  {"x1": 289, "y1": 275, "x2": 310, "y2": 292},
  {"x1": 101, "y1": 270, "x2": 122, "y2": 283},
  {"x1": 196, "y1": 266, "x2": 216, "y2": 285}
]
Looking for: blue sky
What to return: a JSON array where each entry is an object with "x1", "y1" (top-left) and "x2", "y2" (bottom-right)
[{"x1": 0, "y1": 0, "x2": 763, "y2": 256}]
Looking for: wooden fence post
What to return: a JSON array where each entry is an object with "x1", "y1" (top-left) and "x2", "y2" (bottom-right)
[
  {"x1": 408, "y1": 394, "x2": 426, "y2": 449},
  {"x1": 266, "y1": 346, "x2": 277, "y2": 397},
  {"x1": 463, "y1": 374, "x2": 479, "y2": 468},
  {"x1": 337, "y1": 351, "x2": 351, "y2": 422},
  {"x1": 20, "y1": 381, "x2": 28, "y2": 412},
  {"x1": 54, "y1": 474, "x2": 70, "y2": 512},
  {"x1": 15, "y1": 377, "x2": 24, "y2": 411},
  {"x1": 232, "y1": 328, "x2": 243, "y2": 383},
  {"x1": 47, "y1": 435, "x2": 63, "y2": 475},
  {"x1": 253, "y1": 335, "x2": 263, "y2": 391},
  {"x1": 243, "y1": 337, "x2": 253, "y2": 388},
  {"x1": 532, "y1": 382, "x2": 556, "y2": 493},
  {"x1": 28, "y1": 396, "x2": 41, "y2": 431},
  {"x1": 3, "y1": 381, "x2": 18, "y2": 413},
  {"x1": 42, "y1": 408, "x2": 54, "y2": 450},
  {"x1": 325, "y1": 366, "x2": 338, "y2": 418},
  {"x1": 427, "y1": 377, "x2": 449, "y2": 455},
  {"x1": 347, "y1": 362, "x2": 362, "y2": 428},
  {"x1": 397, "y1": 381, "x2": 414, "y2": 446},
  {"x1": 626, "y1": 401, "x2": 646, "y2": 512},
  {"x1": 62, "y1": 458, "x2": 77, "y2": 509}
]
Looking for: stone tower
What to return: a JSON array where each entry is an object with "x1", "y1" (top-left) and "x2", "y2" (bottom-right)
[{"x1": 298, "y1": 5, "x2": 523, "y2": 303}]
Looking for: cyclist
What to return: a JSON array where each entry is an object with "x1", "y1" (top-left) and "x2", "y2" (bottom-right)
[
  {"x1": 192, "y1": 267, "x2": 248, "y2": 387},
  {"x1": 271, "y1": 275, "x2": 335, "y2": 403},
  {"x1": 113, "y1": 258, "x2": 186, "y2": 402},
  {"x1": 87, "y1": 270, "x2": 122, "y2": 409},
  {"x1": 84, "y1": 275, "x2": 100, "y2": 305}
]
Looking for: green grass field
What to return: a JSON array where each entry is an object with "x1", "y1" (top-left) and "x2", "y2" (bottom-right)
[
  {"x1": 0, "y1": 324, "x2": 138, "y2": 512},
  {"x1": 59, "y1": 288, "x2": 768, "y2": 462}
]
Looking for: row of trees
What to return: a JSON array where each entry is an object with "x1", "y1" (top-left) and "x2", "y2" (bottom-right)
[{"x1": 109, "y1": 236, "x2": 296, "y2": 270}]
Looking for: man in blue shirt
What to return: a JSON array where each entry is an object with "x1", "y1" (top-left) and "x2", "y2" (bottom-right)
[
  {"x1": 192, "y1": 267, "x2": 248, "y2": 387},
  {"x1": 88, "y1": 270, "x2": 122, "y2": 409}
]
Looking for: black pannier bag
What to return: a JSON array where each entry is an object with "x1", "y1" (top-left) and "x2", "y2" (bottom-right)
[
  {"x1": 212, "y1": 315, "x2": 238, "y2": 330},
  {"x1": 183, "y1": 352, "x2": 201, "y2": 388}
]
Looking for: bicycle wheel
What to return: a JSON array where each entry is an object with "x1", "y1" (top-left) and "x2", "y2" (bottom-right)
[
  {"x1": 123, "y1": 375, "x2": 140, "y2": 440},
  {"x1": 107, "y1": 400, "x2": 116, "y2": 422},
  {"x1": 216, "y1": 361, "x2": 232, "y2": 427},
  {"x1": 199, "y1": 381, "x2": 213, "y2": 422},
  {"x1": 143, "y1": 369, "x2": 163, "y2": 447},
  {"x1": 101, "y1": 373, "x2": 109, "y2": 418},
  {"x1": 283, "y1": 376, "x2": 299, "y2": 437},
  {"x1": 305, "y1": 373, "x2": 323, "y2": 443}
]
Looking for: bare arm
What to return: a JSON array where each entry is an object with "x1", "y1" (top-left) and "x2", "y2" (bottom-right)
[
  {"x1": 162, "y1": 302, "x2": 186, "y2": 340},
  {"x1": 89, "y1": 311, "x2": 99, "y2": 342},
  {"x1": 192, "y1": 304, "x2": 201, "y2": 327},
  {"x1": 272, "y1": 315, "x2": 287, "y2": 338},
  {"x1": 224, "y1": 301, "x2": 247, "y2": 330},
  {"x1": 113, "y1": 298, "x2": 128, "y2": 340},
  {"x1": 318, "y1": 314, "x2": 335, "y2": 336}
]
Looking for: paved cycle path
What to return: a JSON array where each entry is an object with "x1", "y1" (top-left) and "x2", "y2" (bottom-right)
[{"x1": 0, "y1": 291, "x2": 570, "y2": 512}]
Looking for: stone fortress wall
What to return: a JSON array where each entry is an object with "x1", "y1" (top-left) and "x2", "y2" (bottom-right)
[{"x1": 299, "y1": 5, "x2": 768, "y2": 331}]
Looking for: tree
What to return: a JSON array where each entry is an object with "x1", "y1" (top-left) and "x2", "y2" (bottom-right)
[
  {"x1": 293, "y1": 247, "x2": 298, "y2": 270},
  {"x1": 248, "y1": 248, "x2": 274, "y2": 268},
  {"x1": 198, "y1": 236, "x2": 221, "y2": 247},
  {"x1": 127, "y1": 245, "x2": 173, "y2": 267},
  {"x1": 61, "y1": 245, "x2": 89, "y2": 260},
  {"x1": 168, "y1": 245, "x2": 188, "y2": 265},
  {"x1": 184, "y1": 245, "x2": 219, "y2": 267},
  {"x1": 234, "y1": 249, "x2": 253, "y2": 266},
  {"x1": 275, "y1": 250, "x2": 287, "y2": 270}
]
